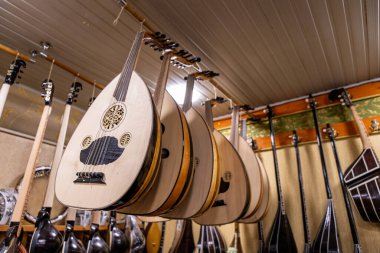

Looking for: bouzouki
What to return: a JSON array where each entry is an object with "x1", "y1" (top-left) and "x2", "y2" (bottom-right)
[
  {"x1": 62, "y1": 208, "x2": 86, "y2": 253},
  {"x1": 196, "y1": 226, "x2": 209, "y2": 253},
  {"x1": 163, "y1": 72, "x2": 220, "y2": 219},
  {"x1": 329, "y1": 88, "x2": 380, "y2": 223},
  {"x1": 227, "y1": 223, "x2": 242, "y2": 253},
  {"x1": 169, "y1": 220, "x2": 194, "y2": 253},
  {"x1": 266, "y1": 106, "x2": 298, "y2": 253},
  {"x1": 308, "y1": 95, "x2": 341, "y2": 253},
  {"x1": 86, "y1": 211, "x2": 110, "y2": 253},
  {"x1": 56, "y1": 31, "x2": 162, "y2": 209},
  {"x1": 128, "y1": 216, "x2": 146, "y2": 252},
  {"x1": 145, "y1": 222, "x2": 161, "y2": 253},
  {"x1": 325, "y1": 124, "x2": 362, "y2": 253},
  {"x1": 291, "y1": 130, "x2": 312, "y2": 253},
  {"x1": 210, "y1": 226, "x2": 226, "y2": 253},
  {"x1": 119, "y1": 33, "x2": 193, "y2": 215},
  {"x1": 239, "y1": 118, "x2": 270, "y2": 223},
  {"x1": 0, "y1": 79, "x2": 54, "y2": 253},
  {"x1": 0, "y1": 59, "x2": 26, "y2": 119},
  {"x1": 109, "y1": 211, "x2": 128, "y2": 253},
  {"x1": 194, "y1": 99, "x2": 249, "y2": 225},
  {"x1": 30, "y1": 81, "x2": 82, "y2": 253}
]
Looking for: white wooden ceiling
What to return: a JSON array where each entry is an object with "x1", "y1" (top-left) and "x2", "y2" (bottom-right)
[{"x1": 0, "y1": 0, "x2": 379, "y2": 140}]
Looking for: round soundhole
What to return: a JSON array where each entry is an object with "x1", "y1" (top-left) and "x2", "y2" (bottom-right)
[
  {"x1": 120, "y1": 132, "x2": 132, "y2": 147},
  {"x1": 101, "y1": 103, "x2": 126, "y2": 131},
  {"x1": 82, "y1": 136, "x2": 92, "y2": 149}
]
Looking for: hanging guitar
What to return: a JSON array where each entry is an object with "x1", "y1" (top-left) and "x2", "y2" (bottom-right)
[
  {"x1": 29, "y1": 81, "x2": 82, "y2": 253},
  {"x1": 118, "y1": 32, "x2": 193, "y2": 215},
  {"x1": 291, "y1": 130, "x2": 312, "y2": 253},
  {"x1": 329, "y1": 88, "x2": 380, "y2": 222},
  {"x1": 227, "y1": 223, "x2": 242, "y2": 253},
  {"x1": 163, "y1": 71, "x2": 220, "y2": 219},
  {"x1": 169, "y1": 220, "x2": 194, "y2": 253},
  {"x1": 86, "y1": 211, "x2": 110, "y2": 253},
  {"x1": 325, "y1": 124, "x2": 362, "y2": 252},
  {"x1": 194, "y1": 99, "x2": 249, "y2": 225},
  {"x1": 239, "y1": 118, "x2": 270, "y2": 223},
  {"x1": 266, "y1": 106, "x2": 298, "y2": 253},
  {"x1": 55, "y1": 31, "x2": 162, "y2": 209},
  {"x1": 0, "y1": 79, "x2": 54, "y2": 253},
  {"x1": 0, "y1": 59, "x2": 26, "y2": 119},
  {"x1": 308, "y1": 95, "x2": 341, "y2": 253}
]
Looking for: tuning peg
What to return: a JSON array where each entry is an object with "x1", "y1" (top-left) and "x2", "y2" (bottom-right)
[{"x1": 73, "y1": 99, "x2": 77, "y2": 103}]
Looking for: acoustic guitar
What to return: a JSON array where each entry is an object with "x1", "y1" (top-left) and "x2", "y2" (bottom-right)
[
  {"x1": 0, "y1": 59, "x2": 26, "y2": 118},
  {"x1": 266, "y1": 106, "x2": 297, "y2": 253},
  {"x1": 0, "y1": 79, "x2": 54, "y2": 253},
  {"x1": 55, "y1": 31, "x2": 162, "y2": 209},
  {"x1": 169, "y1": 220, "x2": 194, "y2": 253},
  {"x1": 229, "y1": 106, "x2": 263, "y2": 220},
  {"x1": 118, "y1": 34, "x2": 193, "y2": 215},
  {"x1": 194, "y1": 99, "x2": 249, "y2": 225},
  {"x1": 86, "y1": 211, "x2": 110, "y2": 253},
  {"x1": 163, "y1": 72, "x2": 220, "y2": 219},
  {"x1": 329, "y1": 88, "x2": 380, "y2": 223},
  {"x1": 108, "y1": 211, "x2": 128, "y2": 253},
  {"x1": 239, "y1": 119, "x2": 269, "y2": 223},
  {"x1": 30, "y1": 82, "x2": 82, "y2": 253},
  {"x1": 291, "y1": 131, "x2": 312, "y2": 253},
  {"x1": 325, "y1": 124, "x2": 362, "y2": 253},
  {"x1": 308, "y1": 96, "x2": 341, "y2": 253}
]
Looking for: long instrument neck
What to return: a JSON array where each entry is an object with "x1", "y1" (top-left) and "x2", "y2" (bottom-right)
[
  {"x1": 293, "y1": 133, "x2": 311, "y2": 245},
  {"x1": 328, "y1": 127, "x2": 360, "y2": 245},
  {"x1": 10, "y1": 105, "x2": 51, "y2": 233},
  {"x1": 43, "y1": 103, "x2": 72, "y2": 208},
  {"x1": 205, "y1": 100, "x2": 214, "y2": 131},
  {"x1": 350, "y1": 104, "x2": 371, "y2": 149},
  {"x1": 230, "y1": 106, "x2": 239, "y2": 149},
  {"x1": 113, "y1": 31, "x2": 144, "y2": 102},
  {"x1": 268, "y1": 113, "x2": 285, "y2": 214},
  {"x1": 153, "y1": 53, "x2": 171, "y2": 115},
  {"x1": 0, "y1": 83, "x2": 11, "y2": 119},
  {"x1": 310, "y1": 104, "x2": 333, "y2": 199},
  {"x1": 182, "y1": 75, "x2": 195, "y2": 113}
]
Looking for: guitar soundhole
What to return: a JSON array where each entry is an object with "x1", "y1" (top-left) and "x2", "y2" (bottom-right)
[
  {"x1": 120, "y1": 132, "x2": 132, "y2": 147},
  {"x1": 162, "y1": 148, "x2": 170, "y2": 159},
  {"x1": 101, "y1": 103, "x2": 126, "y2": 131},
  {"x1": 82, "y1": 136, "x2": 92, "y2": 149}
]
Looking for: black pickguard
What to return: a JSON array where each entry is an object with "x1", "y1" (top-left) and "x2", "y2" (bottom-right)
[{"x1": 80, "y1": 136, "x2": 124, "y2": 165}]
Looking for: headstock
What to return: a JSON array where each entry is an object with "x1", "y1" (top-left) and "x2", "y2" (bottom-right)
[
  {"x1": 185, "y1": 70, "x2": 219, "y2": 81},
  {"x1": 208, "y1": 96, "x2": 227, "y2": 106},
  {"x1": 291, "y1": 130, "x2": 300, "y2": 145},
  {"x1": 323, "y1": 123, "x2": 337, "y2": 139},
  {"x1": 41, "y1": 79, "x2": 54, "y2": 105},
  {"x1": 4, "y1": 60, "x2": 26, "y2": 85},
  {"x1": 265, "y1": 105, "x2": 273, "y2": 118},
  {"x1": 66, "y1": 82, "x2": 83, "y2": 104},
  {"x1": 170, "y1": 50, "x2": 201, "y2": 69},
  {"x1": 88, "y1": 96, "x2": 96, "y2": 107},
  {"x1": 306, "y1": 94, "x2": 317, "y2": 110},
  {"x1": 328, "y1": 88, "x2": 352, "y2": 107}
]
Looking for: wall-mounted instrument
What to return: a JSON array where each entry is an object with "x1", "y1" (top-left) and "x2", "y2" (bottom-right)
[
  {"x1": 210, "y1": 226, "x2": 227, "y2": 253},
  {"x1": 227, "y1": 223, "x2": 243, "y2": 253},
  {"x1": 329, "y1": 88, "x2": 380, "y2": 223},
  {"x1": 163, "y1": 72, "x2": 220, "y2": 219},
  {"x1": 325, "y1": 124, "x2": 362, "y2": 253},
  {"x1": 194, "y1": 99, "x2": 249, "y2": 225},
  {"x1": 29, "y1": 81, "x2": 82, "y2": 253},
  {"x1": 169, "y1": 220, "x2": 194, "y2": 253},
  {"x1": 266, "y1": 106, "x2": 297, "y2": 253},
  {"x1": 55, "y1": 31, "x2": 162, "y2": 209},
  {"x1": 119, "y1": 33, "x2": 193, "y2": 215},
  {"x1": 145, "y1": 222, "x2": 161, "y2": 253},
  {"x1": 128, "y1": 216, "x2": 146, "y2": 253},
  {"x1": 308, "y1": 95, "x2": 341, "y2": 252},
  {"x1": 239, "y1": 118, "x2": 270, "y2": 223},
  {"x1": 0, "y1": 59, "x2": 26, "y2": 118},
  {"x1": 86, "y1": 211, "x2": 110, "y2": 253},
  {"x1": 0, "y1": 188, "x2": 16, "y2": 225},
  {"x1": 291, "y1": 130, "x2": 312, "y2": 253},
  {"x1": 62, "y1": 208, "x2": 86, "y2": 253},
  {"x1": 0, "y1": 79, "x2": 54, "y2": 252},
  {"x1": 108, "y1": 211, "x2": 128, "y2": 253}
]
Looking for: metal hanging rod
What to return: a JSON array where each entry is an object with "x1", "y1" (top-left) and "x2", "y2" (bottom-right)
[
  {"x1": 0, "y1": 43, "x2": 105, "y2": 89},
  {"x1": 120, "y1": 2, "x2": 242, "y2": 105}
]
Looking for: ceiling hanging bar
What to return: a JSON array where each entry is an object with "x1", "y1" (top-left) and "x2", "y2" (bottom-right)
[{"x1": 0, "y1": 42, "x2": 105, "y2": 90}]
